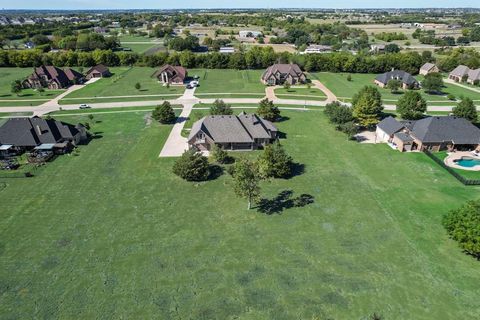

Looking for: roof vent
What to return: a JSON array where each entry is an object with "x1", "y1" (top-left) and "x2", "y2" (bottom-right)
[{"x1": 36, "y1": 125, "x2": 42, "y2": 135}]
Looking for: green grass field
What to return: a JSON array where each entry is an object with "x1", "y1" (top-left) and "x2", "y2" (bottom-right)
[
  {"x1": 274, "y1": 86, "x2": 327, "y2": 101},
  {"x1": 59, "y1": 67, "x2": 184, "y2": 104},
  {"x1": 0, "y1": 68, "x2": 64, "y2": 107},
  {"x1": 193, "y1": 69, "x2": 266, "y2": 98},
  {"x1": 1, "y1": 109, "x2": 479, "y2": 318},
  {"x1": 314, "y1": 72, "x2": 480, "y2": 106}
]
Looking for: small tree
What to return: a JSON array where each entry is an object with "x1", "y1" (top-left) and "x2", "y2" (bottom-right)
[
  {"x1": 306, "y1": 82, "x2": 312, "y2": 89},
  {"x1": 346, "y1": 74, "x2": 352, "y2": 82},
  {"x1": 386, "y1": 79, "x2": 401, "y2": 94},
  {"x1": 257, "y1": 98, "x2": 280, "y2": 122},
  {"x1": 232, "y1": 158, "x2": 261, "y2": 210},
  {"x1": 210, "y1": 99, "x2": 233, "y2": 115},
  {"x1": 421, "y1": 72, "x2": 444, "y2": 94},
  {"x1": 337, "y1": 121, "x2": 358, "y2": 140},
  {"x1": 37, "y1": 87, "x2": 45, "y2": 96},
  {"x1": 452, "y1": 97, "x2": 477, "y2": 122},
  {"x1": 135, "y1": 82, "x2": 141, "y2": 91},
  {"x1": 257, "y1": 142, "x2": 293, "y2": 179},
  {"x1": 172, "y1": 149, "x2": 210, "y2": 181},
  {"x1": 351, "y1": 86, "x2": 384, "y2": 128},
  {"x1": 324, "y1": 101, "x2": 353, "y2": 124},
  {"x1": 88, "y1": 114, "x2": 94, "y2": 122},
  {"x1": 11, "y1": 80, "x2": 22, "y2": 96},
  {"x1": 396, "y1": 91, "x2": 427, "y2": 120},
  {"x1": 152, "y1": 101, "x2": 176, "y2": 124},
  {"x1": 443, "y1": 200, "x2": 480, "y2": 258},
  {"x1": 283, "y1": 82, "x2": 291, "y2": 91},
  {"x1": 211, "y1": 144, "x2": 229, "y2": 164}
]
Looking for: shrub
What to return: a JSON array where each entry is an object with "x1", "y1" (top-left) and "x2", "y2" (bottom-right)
[
  {"x1": 324, "y1": 101, "x2": 353, "y2": 124},
  {"x1": 346, "y1": 74, "x2": 352, "y2": 81},
  {"x1": 210, "y1": 99, "x2": 233, "y2": 115},
  {"x1": 257, "y1": 142, "x2": 293, "y2": 179},
  {"x1": 453, "y1": 97, "x2": 477, "y2": 122},
  {"x1": 211, "y1": 144, "x2": 229, "y2": 164},
  {"x1": 257, "y1": 98, "x2": 281, "y2": 122},
  {"x1": 443, "y1": 200, "x2": 480, "y2": 258},
  {"x1": 152, "y1": 101, "x2": 176, "y2": 124},
  {"x1": 172, "y1": 149, "x2": 210, "y2": 181},
  {"x1": 447, "y1": 94, "x2": 456, "y2": 101}
]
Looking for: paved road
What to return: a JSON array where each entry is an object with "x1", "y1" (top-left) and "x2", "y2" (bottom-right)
[{"x1": 311, "y1": 80, "x2": 337, "y2": 102}]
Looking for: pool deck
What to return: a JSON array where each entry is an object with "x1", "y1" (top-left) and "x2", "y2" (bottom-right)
[{"x1": 444, "y1": 151, "x2": 480, "y2": 171}]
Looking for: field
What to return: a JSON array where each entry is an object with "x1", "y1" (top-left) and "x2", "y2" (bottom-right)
[
  {"x1": 59, "y1": 67, "x2": 185, "y2": 104},
  {"x1": 314, "y1": 72, "x2": 480, "y2": 106},
  {"x1": 193, "y1": 69, "x2": 267, "y2": 98},
  {"x1": 1, "y1": 109, "x2": 480, "y2": 319},
  {"x1": 0, "y1": 68, "x2": 64, "y2": 107},
  {"x1": 274, "y1": 86, "x2": 327, "y2": 101}
]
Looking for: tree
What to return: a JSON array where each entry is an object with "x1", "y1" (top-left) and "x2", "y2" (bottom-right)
[
  {"x1": 11, "y1": 80, "x2": 22, "y2": 96},
  {"x1": 210, "y1": 99, "x2": 233, "y2": 115},
  {"x1": 211, "y1": 144, "x2": 229, "y2": 164},
  {"x1": 232, "y1": 158, "x2": 261, "y2": 210},
  {"x1": 37, "y1": 87, "x2": 45, "y2": 96},
  {"x1": 257, "y1": 98, "x2": 280, "y2": 122},
  {"x1": 453, "y1": 97, "x2": 477, "y2": 122},
  {"x1": 135, "y1": 82, "x2": 141, "y2": 91},
  {"x1": 443, "y1": 200, "x2": 480, "y2": 258},
  {"x1": 396, "y1": 91, "x2": 427, "y2": 120},
  {"x1": 152, "y1": 101, "x2": 176, "y2": 124},
  {"x1": 172, "y1": 149, "x2": 210, "y2": 181},
  {"x1": 283, "y1": 82, "x2": 291, "y2": 90},
  {"x1": 384, "y1": 43, "x2": 400, "y2": 53},
  {"x1": 346, "y1": 74, "x2": 352, "y2": 82},
  {"x1": 88, "y1": 114, "x2": 94, "y2": 122},
  {"x1": 421, "y1": 72, "x2": 444, "y2": 94},
  {"x1": 386, "y1": 79, "x2": 401, "y2": 93},
  {"x1": 351, "y1": 86, "x2": 383, "y2": 127},
  {"x1": 337, "y1": 121, "x2": 358, "y2": 140},
  {"x1": 257, "y1": 142, "x2": 293, "y2": 179},
  {"x1": 324, "y1": 101, "x2": 353, "y2": 124}
]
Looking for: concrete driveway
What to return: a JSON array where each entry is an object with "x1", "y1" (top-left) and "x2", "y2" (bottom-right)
[{"x1": 158, "y1": 103, "x2": 192, "y2": 157}]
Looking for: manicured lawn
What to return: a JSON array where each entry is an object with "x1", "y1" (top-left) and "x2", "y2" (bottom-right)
[
  {"x1": 314, "y1": 72, "x2": 480, "y2": 105},
  {"x1": 1, "y1": 110, "x2": 480, "y2": 318},
  {"x1": 59, "y1": 67, "x2": 184, "y2": 104},
  {"x1": 434, "y1": 151, "x2": 480, "y2": 180},
  {"x1": 122, "y1": 43, "x2": 159, "y2": 53},
  {"x1": 0, "y1": 68, "x2": 64, "y2": 106},
  {"x1": 274, "y1": 86, "x2": 327, "y2": 101},
  {"x1": 193, "y1": 69, "x2": 266, "y2": 98}
]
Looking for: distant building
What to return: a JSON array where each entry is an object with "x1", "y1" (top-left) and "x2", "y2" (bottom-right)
[
  {"x1": 261, "y1": 64, "x2": 306, "y2": 86},
  {"x1": 22, "y1": 66, "x2": 84, "y2": 90},
  {"x1": 419, "y1": 63, "x2": 440, "y2": 76},
  {"x1": 449, "y1": 65, "x2": 480, "y2": 85},
  {"x1": 152, "y1": 65, "x2": 188, "y2": 85},
  {"x1": 374, "y1": 70, "x2": 419, "y2": 89},
  {"x1": 301, "y1": 45, "x2": 333, "y2": 54},
  {"x1": 239, "y1": 30, "x2": 263, "y2": 38},
  {"x1": 24, "y1": 41, "x2": 35, "y2": 49},
  {"x1": 85, "y1": 64, "x2": 111, "y2": 80},
  {"x1": 370, "y1": 44, "x2": 386, "y2": 53},
  {"x1": 188, "y1": 112, "x2": 278, "y2": 151},
  {"x1": 219, "y1": 47, "x2": 235, "y2": 54}
]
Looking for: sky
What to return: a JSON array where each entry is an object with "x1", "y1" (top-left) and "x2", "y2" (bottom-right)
[{"x1": 2, "y1": 0, "x2": 479, "y2": 10}]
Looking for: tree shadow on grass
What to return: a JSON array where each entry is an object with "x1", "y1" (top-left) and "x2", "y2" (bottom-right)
[
  {"x1": 208, "y1": 164, "x2": 224, "y2": 181},
  {"x1": 256, "y1": 189, "x2": 314, "y2": 215},
  {"x1": 275, "y1": 116, "x2": 290, "y2": 123},
  {"x1": 285, "y1": 162, "x2": 305, "y2": 179}
]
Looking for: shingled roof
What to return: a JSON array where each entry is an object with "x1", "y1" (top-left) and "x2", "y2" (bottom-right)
[
  {"x1": 262, "y1": 64, "x2": 304, "y2": 81},
  {"x1": 420, "y1": 63, "x2": 437, "y2": 72},
  {"x1": 375, "y1": 70, "x2": 419, "y2": 86},
  {"x1": 409, "y1": 116, "x2": 480, "y2": 144},
  {"x1": 377, "y1": 116, "x2": 405, "y2": 135},
  {"x1": 449, "y1": 65, "x2": 470, "y2": 78}
]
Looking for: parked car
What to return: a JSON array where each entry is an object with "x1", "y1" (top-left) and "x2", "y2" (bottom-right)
[
  {"x1": 186, "y1": 84, "x2": 193, "y2": 89},
  {"x1": 79, "y1": 104, "x2": 91, "y2": 109},
  {"x1": 189, "y1": 80, "x2": 199, "y2": 87}
]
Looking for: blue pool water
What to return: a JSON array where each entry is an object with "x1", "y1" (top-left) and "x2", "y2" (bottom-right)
[{"x1": 455, "y1": 157, "x2": 480, "y2": 168}]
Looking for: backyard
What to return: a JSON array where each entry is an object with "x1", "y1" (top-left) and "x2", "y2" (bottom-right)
[
  {"x1": 314, "y1": 72, "x2": 480, "y2": 106},
  {"x1": 59, "y1": 67, "x2": 185, "y2": 104},
  {"x1": 0, "y1": 68, "x2": 64, "y2": 107},
  {"x1": 1, "y1": 109, "x2": 479, "y2": 319}
]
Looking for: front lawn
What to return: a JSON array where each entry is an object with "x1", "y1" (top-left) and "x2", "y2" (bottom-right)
[
  {"x1": 274, "y1": 86, "x2": 327, "y2": 101},
  {"x1": 314, "y1": 72, "x2": 480, "y2": 105},
  {"x1": 193, "y1": 69, "x2": 266, "y2": 98},
  {"x1": 1, "y1": 110, "x2": 480, "y2": 319}
]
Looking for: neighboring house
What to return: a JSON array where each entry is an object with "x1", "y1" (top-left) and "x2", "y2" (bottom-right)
[
  {"x1": 152, "y1": 64, "x2": 188, "y2": 85},
  {"x1": 467, "y1": 68, "x2": 480, "y2": 85},
  {"x1": 370, "y1": 44, "x2": 386, "y2": 53},
  {"x1": 188, "y1": 112, "x2": 278, "y2": 151},
  {"x1": 22, "y1": 65, "x2": 84, "y2": 89},
  {"x1": 419, "y1": 63, "x2": 439, "y2": 75},
  {"x1": 261, "y1": 64, "x2": 306, "y2": 86},
  {"x1": 219, "y1": 47, "x2": 235, "y2": 54},
  {"x1": 85, "y1": 64, "x2": 111, "y2": 80},
  {"x1": 24, "y1": 41, "x2": 35, "y2": 49},
  {"x1": 0, "y1": 116, "x2": 87, "y2": 157},
  {"x1": 374, "y1": 70, "x2": 420, "y2": 89},
  {"x1": 239, "y1": 30, "x2": 263, "y2": 38},
  {"x1": 301, "y1": 45, "x2": 333, "y2": 54},
  {"x1": 375, "y1": 116, "x2": 480, "y2": 152},
  {"x1": 449, "y1": 65, "x2": 480, "y2": 85}
]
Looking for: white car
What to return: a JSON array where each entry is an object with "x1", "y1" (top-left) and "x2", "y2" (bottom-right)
[
  {"x1": 79, "y1": 104, "x2": 91, "y2": 109},
  {"x1": 189, "y1": 80, "x2": 199, "y2": 87}
]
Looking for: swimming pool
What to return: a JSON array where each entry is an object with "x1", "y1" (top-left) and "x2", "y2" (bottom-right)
[{"x1": 454, "y1": 157, "x2": 480, "y2": 168}]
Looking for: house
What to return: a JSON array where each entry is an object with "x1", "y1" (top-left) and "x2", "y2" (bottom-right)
[
  {"x1": 239, "y1": 30, "x2": 263, "y2": 38},
  {"x1": 188, "y1": 112, "x2": 278, "y2": 151},
  {"x1": 374, "y1": 70, "x2": 420, "y2": 89},
  {"x1": 261, "y1": 64, "x2": 306, "y2": 86},
  {"x1": 370, "y1": 44, "x2": 386, "y2": 53},
  {"x1": 419, "y1": 63, "x2": 439, "y2": 75},
  {"x1": 85, "y1": 64, "x2": 111, "y2": 80},
  {"x1": 152, "y1": 65, "x2": 188, "y2": 85},
  {"x1": 449, "y1": 65, "x2": 480, "y2": 85},
  {"x1": 22, "y1": 66, "x2": 84, "y2": 90},
  {"x1": 24, "y1": 41, "x2": 35, "y2": 49},
  {"x1": 0, "y1": 117, "x2": 87, "y2": 157},
  {"x1": 375, "y1": 116, "x2": 480, "y2": 152},
  {"x1": 219, "y1": 47, "x2": 235, "y2": 54},
  {"x1": 301, "y1": 45, "x2": 333, "y2": 54}
]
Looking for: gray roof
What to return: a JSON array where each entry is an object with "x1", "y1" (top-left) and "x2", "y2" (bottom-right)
[
  {"x1": 377, "y1": 116, "x2": 405, "y2": 135},
  {"x1": 449, "y1": 65, "x2": 470, "y2": 78},
  {"x1": 188, "y1": 113, "x2": 277, "y2": 144},
  {"x1": 375, "y1": 70, "x2": 419, "y2": 86},
  {"x1": 410, "y1": 116, "x2": 480, "y2": 144},
  {"x1": 394, "y1": 132, "x2": 414, "y2": 142},
  {"x1": 468, "y1": 68, "x2": 480, "y2": 81},
  {"x1": 420, "y1": 63, "x2": 437, "y2": 72},
  {"x1": 262, "y1": 64, "x2": 304, "y2": 81},
  {"x1": 0, "y1": 117, "x2": 82, "y2": 147}
]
